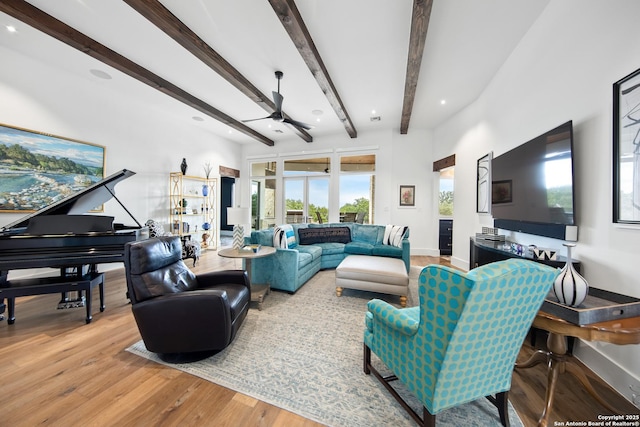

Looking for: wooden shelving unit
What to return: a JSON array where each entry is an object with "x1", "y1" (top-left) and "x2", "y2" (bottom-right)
[{"x1": 169, "y1": 172, "x2": 217, "y2": 250}]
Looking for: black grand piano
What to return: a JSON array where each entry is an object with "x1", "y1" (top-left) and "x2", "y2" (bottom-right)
[{"x1": 0, "y1": 169, "x2": 146, "y2": 324}]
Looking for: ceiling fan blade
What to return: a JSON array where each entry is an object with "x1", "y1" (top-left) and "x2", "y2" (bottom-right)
[
  {"x1": 283, "y1": 117, "x2": 313, "y2": 130},
  {"x1": 272, "y1": 91, "x2": 283, "y2": 113},
  {"x1": 242, "y1": 116, "x2": 271, "y2": 123}
]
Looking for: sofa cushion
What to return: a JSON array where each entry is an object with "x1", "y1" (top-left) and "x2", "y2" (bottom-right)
[
  {"x1": 383, "y1": 224, "x2": 408, "y2": 248},
  {"x1": 372, "y1": 244, "x2": 403, "y2": 258},
  {"x1": 297, "y1": 244, "x2": 323, "y2": 260},
  {"x1": 297, "y1": 251, "x2": 313, "y2": 268},
  {"x1": 351, "y1": 223, "x2": 381, "y2": 245},
  {"x1": 313, "y1": 242, "x2": 346, "y2": 255},
  {"x1": 298, "y1": 226, "x2": 351, "y2": 245},
  {"x1": 344, "y1": 241, "x2": 374, "y2": 255}
]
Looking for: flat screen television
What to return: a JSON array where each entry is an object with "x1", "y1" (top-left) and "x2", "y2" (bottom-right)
[{"x1": 491, "y1": 120, "x2": 577, "y2": 240}]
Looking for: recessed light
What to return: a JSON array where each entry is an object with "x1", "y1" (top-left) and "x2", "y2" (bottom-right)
[
  {"x1": 312, "y1": 109, "x2": 323, "y2": 116},
  {"x1": 6, "y1": 25, "x2": 17, "y2": 33},
  {"x1": 371, "y1": 109, "x2": 377, "y2": 115},
  {"x1": 192, "y1": 116, "x2": 204, "y2": 122},
  {"x1": 89, "y1": 69, "x2": 112, "y2": 80},
  {"x1": 440, "y1": 100, "x2": 446, "y2": 105}
]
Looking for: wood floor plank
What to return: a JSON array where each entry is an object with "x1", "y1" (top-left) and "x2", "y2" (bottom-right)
[{"x1": 1, "y1": 252, "x2": 636, "y2": 427}]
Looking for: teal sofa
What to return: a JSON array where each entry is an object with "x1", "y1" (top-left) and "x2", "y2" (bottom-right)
[{"x1": 243, "y1": 223, "x2": 410, "y2": 293}]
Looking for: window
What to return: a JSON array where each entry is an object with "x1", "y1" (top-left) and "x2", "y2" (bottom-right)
[
  {"x1": 339, "y1": 154, "x2": 375, "y2": 224},
  {"x1": 283, "y1": 157, "x2": 330, "y2": 224},
  {"x1": 439, "y1": 167, "x2": 454, "y2": 216}
]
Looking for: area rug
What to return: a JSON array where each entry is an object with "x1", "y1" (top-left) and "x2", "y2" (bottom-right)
[{"x1": 127, "y1": 267, "x2": 523, "y2": 427}]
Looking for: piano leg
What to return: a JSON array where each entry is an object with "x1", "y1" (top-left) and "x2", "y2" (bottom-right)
[{"x1": 7, "y1": 297, "x2": 15, "y2": 325}]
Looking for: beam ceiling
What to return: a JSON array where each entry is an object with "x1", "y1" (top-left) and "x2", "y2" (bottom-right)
[
  {"x1": 401, "y1": 0, "x2": 433, "y2": 135},
  {"x1": 268, "y1": 0, "x2": 357, "y2": 139},
  {"x1": 0, "y1": 0, "x2": 275, "y2": 146},
  {"x1": 123, "y1": 0, "x2": 312, "y2": 143}
]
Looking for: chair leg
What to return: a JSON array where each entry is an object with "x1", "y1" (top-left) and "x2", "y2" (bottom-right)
[
  {"x1": 423, "y1": 408, "x2": 435, "y2": 427},
  {"x1": 363, "y1": 344, "x2": 371, "y2": 374},
  {"x1": 486, "y1": 391, "x2": 510, "y2": 427}
]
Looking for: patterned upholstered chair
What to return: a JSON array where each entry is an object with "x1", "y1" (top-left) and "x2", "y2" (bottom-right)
[
  {"x1": 146, "y1": 219, "x2": 201, "y2": 266},
  {"x1": 363, "y1": 258, "x2": 558, "y2": 427}
]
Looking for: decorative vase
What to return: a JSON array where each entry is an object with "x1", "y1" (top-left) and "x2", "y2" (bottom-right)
[
  {"x1": 202, "y1": 184, "x2": 209, "y2": 196},
  {"x1": 180, "y1": 158, "x2": 188, "y2": 175},
  {"x1": 553, "y1": 243, "x2": 589, "y2": 307}
]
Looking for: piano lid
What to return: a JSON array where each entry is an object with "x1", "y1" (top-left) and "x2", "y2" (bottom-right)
[{"x1": 1, "y1": 169, "x2": 138, "y2": 232}]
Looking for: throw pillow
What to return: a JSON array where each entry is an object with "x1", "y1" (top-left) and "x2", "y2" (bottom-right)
[
  {"x1": 383, "y1": 224, "x2": 407, "y2": 248},
  {"x1": 273, "y1": 224, "x2": 297, "y2": 249},
  {"x1": 298, "y1": 227, "x2": 351, "y2": 245}
]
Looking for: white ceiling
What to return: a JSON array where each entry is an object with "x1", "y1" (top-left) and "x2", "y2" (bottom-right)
[{"x1": 0, "y1": 0, "x2": 550, "y2": 146}]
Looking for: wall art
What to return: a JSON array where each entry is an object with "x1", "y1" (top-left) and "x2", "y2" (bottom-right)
[{"x1": 0, "y1": 123, "x2": 105, "y2": 212}]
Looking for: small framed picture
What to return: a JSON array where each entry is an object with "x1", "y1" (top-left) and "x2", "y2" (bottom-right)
[
  {"x1": 492, "y1": 180, "x2": 512, "y2": 204},
  {"x1": 399, "y1": 185, "x2": 415, "y2": 207}
]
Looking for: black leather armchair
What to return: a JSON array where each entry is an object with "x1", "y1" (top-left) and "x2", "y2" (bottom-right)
[{"x1": 124, "y1": 236, "x2": 250, "y2": 362}]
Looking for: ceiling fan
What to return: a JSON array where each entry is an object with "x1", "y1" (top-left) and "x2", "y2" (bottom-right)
[{"x1": 243, "y1": 71, "x2": 313, "y2": 132}]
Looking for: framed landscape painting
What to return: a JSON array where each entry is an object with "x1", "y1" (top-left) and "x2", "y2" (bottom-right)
[{"x1": 0, "y1": 123, "x2": 105, "y2": 212}]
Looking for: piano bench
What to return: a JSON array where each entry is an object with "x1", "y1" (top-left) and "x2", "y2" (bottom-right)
[{"x1": 0, "y1": 272, "x2": 105, "y2": 325}]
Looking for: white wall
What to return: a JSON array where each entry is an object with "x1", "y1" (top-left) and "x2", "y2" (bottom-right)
[
  {"x1": 0, "y1": 45, "x2": 243, "y2": 265},
  {"x1": 433, "y1": 0, "x2": 640, "y2": 402}
]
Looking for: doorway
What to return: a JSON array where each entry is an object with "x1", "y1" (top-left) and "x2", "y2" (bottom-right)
[
  {"x1": 283, "y1": 176, "x2": 329, "y2": 224},
  {"x1": 220, "y1": 176, "x2": 235, "y2": 232}
]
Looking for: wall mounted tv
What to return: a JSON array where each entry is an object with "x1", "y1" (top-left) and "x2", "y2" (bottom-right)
[{"x1": 491, "y1": 120, "x2": 578, "y2": 241}]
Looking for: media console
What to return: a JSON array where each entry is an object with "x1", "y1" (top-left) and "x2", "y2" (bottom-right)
[{"x1": 469, "y1": 237, "x2": 581, "y2": 272}]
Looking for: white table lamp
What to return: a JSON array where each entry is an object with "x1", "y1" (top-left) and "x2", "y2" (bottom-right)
[{"x1": 227, "y1": 207, "x2": 249, "y2": 250}]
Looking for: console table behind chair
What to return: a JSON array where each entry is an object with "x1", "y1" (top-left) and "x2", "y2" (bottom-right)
[{"x1": 516, "y1": 311, "x2": 640, "y2": 427}]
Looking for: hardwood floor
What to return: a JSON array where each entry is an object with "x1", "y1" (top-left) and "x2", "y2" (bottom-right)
[{"x1": 1, "y1": 252, "x2": 636, "y2": 426}]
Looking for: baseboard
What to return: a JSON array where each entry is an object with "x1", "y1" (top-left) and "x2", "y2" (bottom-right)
[
  {"x1": 450, "y1": 255, "x2": 468, "y2": 271},
  {"x1": 574, "y1": 340, "x2": 640, "y2": 406},
  {"x1": 410, "y1": 248, "x2": 441, "y2": 257}
]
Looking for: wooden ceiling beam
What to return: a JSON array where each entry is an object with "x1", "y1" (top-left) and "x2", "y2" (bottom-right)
[
  {"x1": 400, "y1": 0, "x2": 433, "y2": 135},
  {"x1": 0, "y1": 0, "x2": 275, "y2": 146},
  {"x1": 123, "y1": 0, "x2": 312, "y2": 143},
  {"x1": 268, "y1": 0, "x2": 357, "y2": 139}
]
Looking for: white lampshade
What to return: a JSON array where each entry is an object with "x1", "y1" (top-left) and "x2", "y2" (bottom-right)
[{"x1": 227, "y1": 207, "x2": 249, "y2": 225}]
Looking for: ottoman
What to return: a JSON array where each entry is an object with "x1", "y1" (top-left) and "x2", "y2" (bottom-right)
[{"x1": 335, "y1": 255, "x2": 409, "y2": 307}]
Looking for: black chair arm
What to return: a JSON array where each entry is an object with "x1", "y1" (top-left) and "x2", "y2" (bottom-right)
[{"x1": 196, "y1": 270, "x2": 250, "y2": 291}]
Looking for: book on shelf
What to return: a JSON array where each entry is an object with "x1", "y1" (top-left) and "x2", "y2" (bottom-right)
[{"x1": 240, "y1": 244, "x2": 261, "y2": 253}]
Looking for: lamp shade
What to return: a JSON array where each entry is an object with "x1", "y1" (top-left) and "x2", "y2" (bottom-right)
[{"x1": 227, "y1": 207, "x2": 249, "y2": 225}]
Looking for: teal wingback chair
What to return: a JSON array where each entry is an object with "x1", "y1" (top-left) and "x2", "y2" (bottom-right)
[{"x1": 364, "y1": 258, "x2": 558, "y2": 427}]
